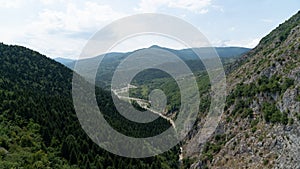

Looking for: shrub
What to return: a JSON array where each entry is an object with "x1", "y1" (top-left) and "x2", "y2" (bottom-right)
[
  {"x1": 263, "y1": 159, "x2": 269, "y2": 166},
  {"x1": 281, "y1": 112, "x2": 288, "y2": 125},
  {"x1": 251, "y1": 119, "x2": 259, "y2": 128},
  {"x1": 241, "y1": 108, "x2": 254, "y2": 118},
  {"x1": 296, "y1": 94, "x2": 300, "y2": 102},
  {"x1": 288, "y1": 118, "x2": 294, "y2": 125},
  {"x1": 281, "y1": 78, "x2": 294, "y2": 92},
  {"x1": 262, "y1": 102, "x2": 288, "y2": 124}
]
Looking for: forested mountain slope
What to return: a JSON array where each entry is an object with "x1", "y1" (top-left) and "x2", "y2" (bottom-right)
[{"x1": 0, "y1": 43, "x2": 179, "y2": 168}]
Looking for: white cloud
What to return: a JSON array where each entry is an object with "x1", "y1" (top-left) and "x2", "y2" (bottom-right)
[
  {"x1": 247, "y1": 38, "x2": 260, "y2": 48},
  {"x1": 17, "y1": 32, "x2": 86, "y2": 59},
  {"x1": 39, "y1": 0, "x2": 64, "y2": 5},
  {"x1": 0, "y1": 27, "x2": 25, "y2": 43},
  {"x1": 33, "y1": 2, "x2": 125, "y2": 32},
  {"x1": 0, "y1": 0, "x2": 23, "y2": 8},
  {"x1": 12, "y1": 1, "x2": 126, "y2": 58},
  {"x1": 212, "y1": 5, "x2": 224, "y2": 12},
  {"x1": 135, "y1": 0, "x2": 165, "y2": 13},
  {"x1": 213, "y1": 38, "x2": 260, "y2": 48},
  {"x1": 229, "y1": 27, "x2": 236, "y2": 31},
  {"x1": 135, "y1": 0, "x2": 212, "y2": 13},
  {"x1": 169, "y1": 0, "x2": 211, "y2": 13}
]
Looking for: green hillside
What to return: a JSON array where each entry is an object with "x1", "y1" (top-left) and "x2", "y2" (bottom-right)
[{"x1": 0, "y1": 43, "x2": 179, "y2": 169}]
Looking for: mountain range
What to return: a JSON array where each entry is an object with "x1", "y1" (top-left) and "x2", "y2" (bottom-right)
[
  {"x1": 0, "y1": 10, "x2": 299, "y2": 169},
  {"x1": 55, "y1": 46, "x2": 249, "y2": 89}
]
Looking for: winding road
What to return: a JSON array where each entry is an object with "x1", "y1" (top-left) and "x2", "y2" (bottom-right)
[
  {"x1": 112, "y1": 86, "x2": 183, "y2": 162},
  {"x1": 112, "y1": 89, "x2": 176, "y2": 129}
]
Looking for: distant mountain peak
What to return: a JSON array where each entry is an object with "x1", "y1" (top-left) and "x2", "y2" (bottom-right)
[{"x1": 149, "y1": 45, "x2": 163, "y2": 49}]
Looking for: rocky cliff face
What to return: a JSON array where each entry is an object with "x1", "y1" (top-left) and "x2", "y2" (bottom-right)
[{"x1": 183, "y1": 11, "x2": 300, "y2": 169}]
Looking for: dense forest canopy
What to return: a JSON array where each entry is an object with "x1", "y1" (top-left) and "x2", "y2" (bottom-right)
[{"x1": 0, "y1": 43, "x2": 180, "y2": 168}]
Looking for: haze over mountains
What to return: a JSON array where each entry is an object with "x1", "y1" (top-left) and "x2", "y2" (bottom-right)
[
  {"x1": 56, "y1": 46, "x2": 249, "y2": 89},
  {"x1": 0, "y1": 10, "x2": 299, "y2": 169},
  {"x1": 55, "y1": 46, "x2": 250, "y2": 68}
]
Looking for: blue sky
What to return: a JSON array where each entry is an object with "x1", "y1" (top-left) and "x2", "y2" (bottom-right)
[{"x1": 0, "y1": 0, "x2": 299, "y2": 58}]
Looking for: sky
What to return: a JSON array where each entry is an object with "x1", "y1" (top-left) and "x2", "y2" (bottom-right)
[{"x1": 0, "y1": 0, "x2": 299, "y2": 59}]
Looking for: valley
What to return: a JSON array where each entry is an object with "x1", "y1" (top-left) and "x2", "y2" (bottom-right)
[{"x1": 0, "y1": 8, "x2": 299, "y2": 169}]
